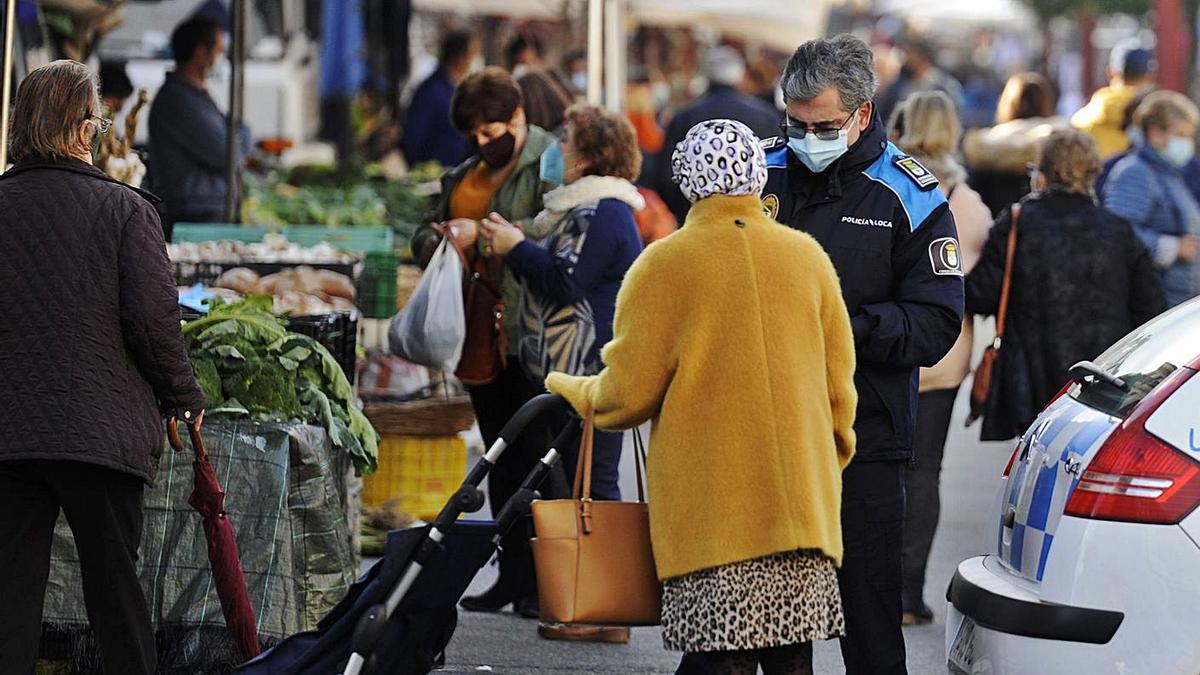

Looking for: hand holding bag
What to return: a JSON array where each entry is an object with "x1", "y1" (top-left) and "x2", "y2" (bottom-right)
[
  {"x1": 967, "y1": 204, "x2": 1019, "y2": 426},
  {"x1": 531, "y1": 419, "x2": 662, "y2": 626}
]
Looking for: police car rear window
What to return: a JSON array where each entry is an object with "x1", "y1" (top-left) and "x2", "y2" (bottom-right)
[{"x1": 1071, "y1": 300, "x2": 1200, "y2": 417}]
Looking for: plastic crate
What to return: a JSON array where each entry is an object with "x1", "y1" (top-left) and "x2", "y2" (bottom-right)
[
  {"x1": 172, "y1": 260, "x2": 357, "y2": 287},
  {"x1": 179, "y1": 309, "x2": 358, "y2": 384},
  {"x1": 361, "y1": 435, "x2": 467, "y2": 519},
  {"x1": 359, "y1": 250, "x2": 400, "y2": 319},
  {"x1": 173, "y1": 223, "x2": 393, "y2": 253}
]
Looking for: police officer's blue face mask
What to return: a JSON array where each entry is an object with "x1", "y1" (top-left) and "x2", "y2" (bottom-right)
[{"x1": 784, "y1": 108, "x2": 858, "y2": 174}]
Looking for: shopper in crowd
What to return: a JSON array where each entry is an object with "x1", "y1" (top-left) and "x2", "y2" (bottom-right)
[
  {"x1": 401, "y1": 30, "x2": 479, "y2": 169},
  {"x1": 148, "y1": 17, "x2": 251, "y2": 241},
  {"x1": 875, "y1": 37, "x2": 964, "y2": 126},
  {"x1": 761, "y1": 35, "x2": 965, "y2": 675},
  {"x1": 887, "y1": 91, "x2": 991, "y2": 626},
  {"x1": 0, "y1": 60, "x2": 206, "y2": 675},
  {"x1": 409, "y1": 67, "x2": 560, "y2": 620},
  {"x1": 655, "y1": 46, "x2": 781, "y2": 223},
  {"x1": 517, "y1": 69, "x2": 574, "y2": 134},
  {"x1": 562, "y1": 48, "x2": 588, "y2": 95},
  {"x1": 1095, "y1": 88, "x2": 1156, "y2": 195},
  {"x1": 1102, "y1": 91, "x2": 1200, "y2": 307},
  {"x1": 506, "y1": 33, "x2": 546, "y2": 78},
  {"x1": 963, "y1": 72, "x2": 1066, "y2": 216},
  {"x1": 968, "y1": 130, "x2": 1166, "y2": 441},
  {"x1": 1072, "y1": 39, "x2": 1157, "y2": 159},
  {"x1": 482, "y1": 107, "x2": 643, "y2": 646},
  {"x1": 547, "y1": 118, "x2": 855, "y2": 674},
  {"x1": 99, "y1": 61, "x2": 134, "y2": 117}
]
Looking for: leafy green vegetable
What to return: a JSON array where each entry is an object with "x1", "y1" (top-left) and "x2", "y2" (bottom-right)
[{"x1": 186, "y1": 297, "x2": 378, "y2": 474}]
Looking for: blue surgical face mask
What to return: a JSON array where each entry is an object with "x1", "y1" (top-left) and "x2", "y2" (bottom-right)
[
  {"x1": 540, "y1": 140, "x2": 565, "y2": 185},
  {"x1": 788, "y1": 130, "x2": 850, "y2": 173},
  {"x1": 1164, "y1": 135, "x2": 1195, "y2": 168},
  {"x1": 571, "y1": 71, "x2": 587, "y2": 93}
]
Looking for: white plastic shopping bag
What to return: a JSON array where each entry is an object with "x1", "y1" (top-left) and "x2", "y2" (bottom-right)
[{"x1": 388, "y1": 238, "x2": 465, "y2": 370}]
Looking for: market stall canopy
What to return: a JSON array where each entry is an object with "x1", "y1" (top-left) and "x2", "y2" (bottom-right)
[
  {"x1": 628, "y1": 0, "x2": 831, "y2": 51},
  {"x1": 411, "y1": 0, "x2": 829, "y2": 48},
  {"x1": 875, "y1": 0, "x2": 1036, "y2": 31}
]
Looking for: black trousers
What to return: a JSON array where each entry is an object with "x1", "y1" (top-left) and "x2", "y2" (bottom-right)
[
  {"x1": 902, "y1": 387, "x2": 959, "y2": 611},
  {"x1": 467, "y1": 362, "x2": 568, "y2": 601},
  {"x1": 838, "y1": 460, "x2": 908, "y2": 675},
  {"x1": 0, "y1": 460, "x2": 154, "y2": 675}
]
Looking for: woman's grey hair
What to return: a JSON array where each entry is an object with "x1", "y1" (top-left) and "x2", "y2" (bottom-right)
[
  {"x1": 781, "y1": 35, "x2": 878, "y2": 112},
  {"x1": 8, "y1": 60, "x2": 99, "y2": 163}
]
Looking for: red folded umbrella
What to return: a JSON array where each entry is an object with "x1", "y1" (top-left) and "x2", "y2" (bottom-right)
[{"x1": 168, "y1": 417, "x2": 261, "y2": 660}]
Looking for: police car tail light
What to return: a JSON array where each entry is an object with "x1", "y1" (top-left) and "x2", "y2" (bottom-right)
[{"x1": 1065, "y1": 369, "x2": 1200, "y2": 525}]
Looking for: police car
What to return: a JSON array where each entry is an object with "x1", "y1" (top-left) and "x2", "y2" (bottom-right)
[{"x1": 946, "y1": 297, "x2": 1200, "y2": 674}]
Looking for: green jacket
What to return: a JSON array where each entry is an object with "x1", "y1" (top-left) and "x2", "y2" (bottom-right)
[{"x1": 410, "y1": 125, "x2": 558, "y2": 352}]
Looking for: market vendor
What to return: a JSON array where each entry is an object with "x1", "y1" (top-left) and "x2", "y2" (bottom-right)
[
  {"x1": 0, "y1": 60, "x2": 206, "y2": 675},
  {"x1": 407, "y1": 66, "x2": 561, "y2": 622},
  {"x1": 148, "y1": 17, "x2": 251, "y2": 241}
]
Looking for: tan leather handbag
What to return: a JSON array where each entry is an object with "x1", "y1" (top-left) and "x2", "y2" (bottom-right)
[
  {"x1": 967, "y1": 204, "x2": 1019, "y2": 426},
  {"x1": 530, "y1": 418, "x2": 662, "y2": 626}
]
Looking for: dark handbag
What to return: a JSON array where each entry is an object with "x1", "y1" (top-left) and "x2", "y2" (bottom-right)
[
  {"x1": 446, "y1": 235, "x2": 508, "y2": 386},
  {"x1": 967, "y1": 204, "x2": 1019, "y2": 426}
]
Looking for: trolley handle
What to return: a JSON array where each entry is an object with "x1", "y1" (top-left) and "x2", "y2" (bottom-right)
[{"x1": 497, "y1": 393, "x2": 569, "y2": 445}]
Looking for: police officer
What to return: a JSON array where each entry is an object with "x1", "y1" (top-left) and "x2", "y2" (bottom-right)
[{"x1": 762, "y1": 35, "x2": 964, "y2": 674}]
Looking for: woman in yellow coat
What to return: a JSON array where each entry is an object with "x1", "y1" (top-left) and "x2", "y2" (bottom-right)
[{"x1": 546, "y1": 119, "x2": 858, "y2": 673}]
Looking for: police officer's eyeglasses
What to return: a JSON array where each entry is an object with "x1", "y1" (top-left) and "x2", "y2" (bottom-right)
[
  {"x1": 86, "y1": 115, "x2": 113, "y2": 135},
  {"x1": 780, "y1": 110, "x2": 857, "y2": 141}
]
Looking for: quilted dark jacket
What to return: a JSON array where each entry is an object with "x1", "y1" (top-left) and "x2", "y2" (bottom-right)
[
  {"x1": 965, "y1": 190, "x2": 1167, "y2": 441},
  {"x1": 0, "y1": 158, "x2": 205, "y2": 482}
]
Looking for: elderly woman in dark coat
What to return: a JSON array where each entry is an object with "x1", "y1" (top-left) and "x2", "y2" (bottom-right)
[
  {"x1": 966, "y1": 129, "x2": 1166, "y2": 440},
  {"x1": 0, "y1": 61, "x2": 205, "y2": 675}
]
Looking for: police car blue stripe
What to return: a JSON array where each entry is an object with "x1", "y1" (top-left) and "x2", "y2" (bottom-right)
[
  {"x1": 861, "y1": 142, "x2": 946, "y2": 231},
  {"x1": 765, "y1": 145, "x2": 788, "y2": 169},
  {"x1": 1061, "y1": 418, "x2": 1109, "y2": 462},
  {"x1": 1026, "y1": 463, "x2": 1060, "y2": 530},
  {"x1": 1010, "y1": 523, "x2": 1026, "y2": 572},
  {"x1": 1036, "y1": 533, "x2": 1054, "y2": 580}
]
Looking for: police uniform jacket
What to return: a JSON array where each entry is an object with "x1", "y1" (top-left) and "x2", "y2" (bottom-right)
[{"x1": 761, "y1": 113, "x2": 965, "y2": 462}]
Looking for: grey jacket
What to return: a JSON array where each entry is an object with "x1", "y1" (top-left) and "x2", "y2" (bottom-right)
[{"x1": 148, "y1": 72, "x2": 251, "y2": 223}]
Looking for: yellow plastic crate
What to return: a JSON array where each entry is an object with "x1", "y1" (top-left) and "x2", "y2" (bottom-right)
[{"x1": 362, "y1": 435, "x2": 467, "y2": 520}]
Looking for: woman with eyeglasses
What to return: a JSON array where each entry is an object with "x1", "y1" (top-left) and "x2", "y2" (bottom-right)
[{"x1": 0, "y1": 61, "x2": 205, "y2": 675}]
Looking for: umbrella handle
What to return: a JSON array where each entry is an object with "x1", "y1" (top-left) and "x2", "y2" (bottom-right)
[
  {"x1": 166, "y1": 416, "x2": 208, "y2": 461},
  {"x1": 186, "y1": 421, "x2": 209, "y2": 462},
  {"x1": 167, "y1": 417, "x2": 185, "y2": 452}
]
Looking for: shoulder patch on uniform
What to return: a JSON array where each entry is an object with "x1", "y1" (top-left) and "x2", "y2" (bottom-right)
[
  {"x1": 929, "y1": 237, "x2": 964, "y2": 276},
  {"x1": 893, "y1": 155, "x2": 939, "y2": 191},
  {"x1": 760, "y1": 136, "x2": 785, "y2": 151},
  {"x1": 862, "y1": 143, "x2": 948, "y2": 231},
  {"x1": 763, "y1": 138, "x2": 789, "y2": 169}
]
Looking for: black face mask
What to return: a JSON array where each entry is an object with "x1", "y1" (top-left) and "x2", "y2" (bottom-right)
[{"x1": 479, "y1": 131, "x2": 517, "y2": 168}]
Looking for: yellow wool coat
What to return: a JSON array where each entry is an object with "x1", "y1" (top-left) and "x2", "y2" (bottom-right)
[{"x1": 545, "y1": 194, "x2": 857, "y2": 580}]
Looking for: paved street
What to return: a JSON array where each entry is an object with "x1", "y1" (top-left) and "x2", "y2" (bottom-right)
[{"x1": 436, "y1": 373, "x2": 1015, "y2": 674}]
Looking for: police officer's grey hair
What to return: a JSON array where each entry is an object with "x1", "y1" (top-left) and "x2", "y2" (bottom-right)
[{"x1": 781, "y1": 35, "x2": 878, "y2": 112}]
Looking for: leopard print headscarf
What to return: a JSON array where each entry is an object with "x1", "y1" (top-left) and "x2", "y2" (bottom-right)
[{"x1": 670, "y1": 119, "x2": 767, "y2": 204}]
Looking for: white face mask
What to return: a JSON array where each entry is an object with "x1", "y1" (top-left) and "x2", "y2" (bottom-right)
[
  {"x1": 652, "y1": 82, "x2": 671, "y2": 109},
  {"x1": 788, "y1": 130, "x2": 850, "y2": 173},
  {"x1": 206, "y1": 57, "x2": 231, "y2": 84},
  {"x1": 1164, "y1": 135, "x2": 1196, "y2": 168},
  {"x1": 469, "y1": 56, "x2": 485, "y2": 74},
  {"x1": 571, "y1": 71, "x2": 587, "y2": 92}
]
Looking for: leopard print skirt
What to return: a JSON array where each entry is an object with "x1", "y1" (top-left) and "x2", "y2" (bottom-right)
[{"x1": 660, "y1": 549, "x2": 845, "y2": 653}]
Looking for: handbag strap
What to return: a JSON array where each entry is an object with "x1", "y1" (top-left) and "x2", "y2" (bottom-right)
[
  {"x1": 994, "y1": 204, "x2": 1020, "y2": 349},
  {"x1": 571, "y1": 415, "x2": 650, "y2": 533}
]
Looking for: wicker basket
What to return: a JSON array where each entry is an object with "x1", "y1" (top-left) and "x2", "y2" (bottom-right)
[{"x1": 363, "y1": 396, "x2": 476, "y2": 437}]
